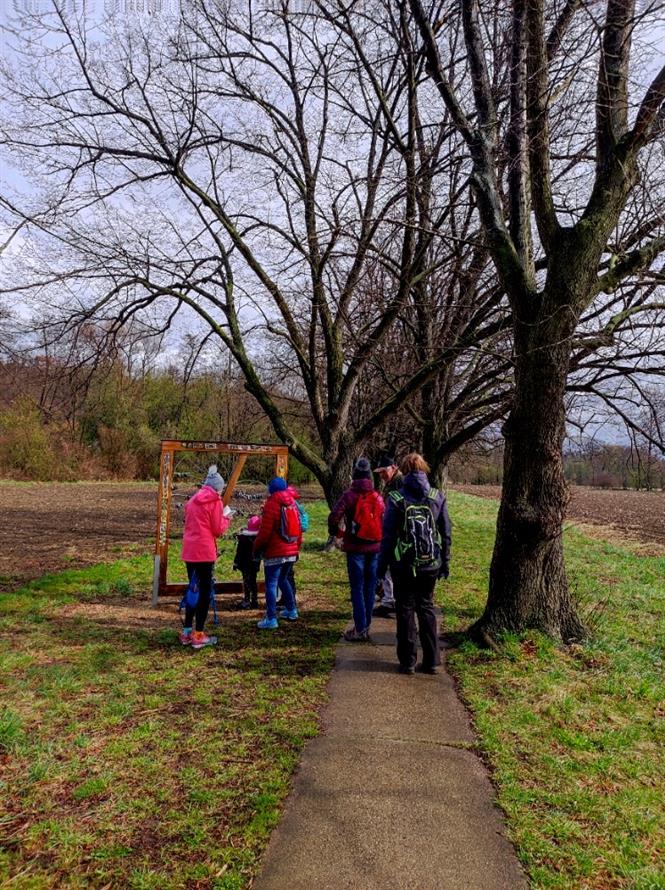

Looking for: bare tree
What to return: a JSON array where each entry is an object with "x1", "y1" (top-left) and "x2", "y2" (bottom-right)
[
  {"x1": 410, "y1": 0, "x2": 665, "y2": 640},
  {"x1": 0, "y1": 0, "x2": 512, "y2": 502},
  {"x1": 353, "y1": 253, "x2": 513, "y2": 485}
]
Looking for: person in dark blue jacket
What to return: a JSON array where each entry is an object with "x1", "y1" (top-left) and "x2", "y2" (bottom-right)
[{"x1": 377, "y1": 453, "x2": 451, "y2": 675}]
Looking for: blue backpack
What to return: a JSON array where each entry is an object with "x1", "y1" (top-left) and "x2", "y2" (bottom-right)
[
  {"x1": 183, "y1": 572, "x2": 199, "y2": 609},
  {"x1": 179, "y1": 572, "x2": 219, "y2": 626},
  {"x1": 296, "y1": 500, "x2": 310, "y2": 532}
]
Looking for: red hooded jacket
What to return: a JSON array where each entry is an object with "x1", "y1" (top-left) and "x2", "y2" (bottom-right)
[
  {"x1": 181, "y1": 486, "x2": 231, "y2": 563},
  {"x1": 253, "y1": 488, "x2": 302, "y2": 560}
]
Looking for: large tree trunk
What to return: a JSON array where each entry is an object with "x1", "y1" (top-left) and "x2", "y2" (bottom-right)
[
  {"x1": 472, "y1": 318, "x2": 585, "y2": 643},
  {"x1": 428, "y1": 455, "x2": 448, "y2": 490},
  {"x1": 322, "y1": 452, "x2": 355, "y2": 507}
]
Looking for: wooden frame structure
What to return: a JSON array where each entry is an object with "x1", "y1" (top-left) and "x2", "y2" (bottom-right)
[{"x1": 152, "y1": 440, "x2": 289, "y2": 605}]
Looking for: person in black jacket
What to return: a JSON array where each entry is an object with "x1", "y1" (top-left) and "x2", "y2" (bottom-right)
[
  {"x1": 377, "y1": 453, "x2": 451, "y2": 675},
  {"x1": 233, "y1": 514, "x2": 261, "y2": 609}
]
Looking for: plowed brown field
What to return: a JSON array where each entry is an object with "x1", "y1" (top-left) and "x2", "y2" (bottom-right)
[
  {"x1": 0, "y1": 482, "x2": 156, "y2": 590},
  {"x1": 1, "y1": 481, "x2": 663, "y2": 591},
  {"x1": 452, "y1": 484, "x2": 665, "y2": 549},
  {"x1": 0, "y1": 481, "x2": 322, "y2": 590}
]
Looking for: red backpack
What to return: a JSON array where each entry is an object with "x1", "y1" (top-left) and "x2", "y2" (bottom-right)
[
  {"x1": 279, "y1": 502, "x2": 302, "y2": 543},
  {"x1": 351, "y1": 491, "x2": 383, "y2": 542}
]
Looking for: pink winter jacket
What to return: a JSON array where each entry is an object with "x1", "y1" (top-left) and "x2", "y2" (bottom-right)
[{"x1": 181, "y1": 486, "x2": 231, "y2": 563}]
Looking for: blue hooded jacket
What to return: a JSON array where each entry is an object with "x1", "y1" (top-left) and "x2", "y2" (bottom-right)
[{"x1": 377, "y1": 471, "x2": 452, "y2": 577}]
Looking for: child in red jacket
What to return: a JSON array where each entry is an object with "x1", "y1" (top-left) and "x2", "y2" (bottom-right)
[
  {"x1": 252, "y1": 477, "x2": 301, "y2": 629},
  {"x1": 180, "y1": 465, "x2": 233, "y2": 649}
]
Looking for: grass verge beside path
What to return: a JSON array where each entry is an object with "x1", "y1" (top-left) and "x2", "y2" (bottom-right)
[
  {"x1": 442, "y1": 493, "x2": 665, "y2": 890},
  {"x1": 1, "y1": 493, "x2": 663, "y2": 889},
  {"x1": 0, "y1": 502, "x2": 348, "y2": 890}
]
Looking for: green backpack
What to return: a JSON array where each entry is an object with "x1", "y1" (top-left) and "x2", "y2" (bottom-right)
[{"x1": 389, "y1": 488, "x2": 442, "y2": 575}]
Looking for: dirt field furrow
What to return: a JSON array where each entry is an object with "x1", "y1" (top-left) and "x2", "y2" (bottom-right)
[
  {"x1": 1, "y1": 481, "x2": 663, "y2": 591},
  {"x1": 452, "y1": 484, "x2": 665, "y2": 547}
]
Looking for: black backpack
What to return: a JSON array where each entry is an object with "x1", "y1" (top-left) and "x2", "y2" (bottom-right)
[{"x1": 389, "y1": 488, "x2": 442, "y2": 574}]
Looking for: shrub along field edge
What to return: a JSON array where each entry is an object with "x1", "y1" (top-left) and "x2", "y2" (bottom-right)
[{"x1": 1, "y1": 493, "x2": 663, "y2": 889}]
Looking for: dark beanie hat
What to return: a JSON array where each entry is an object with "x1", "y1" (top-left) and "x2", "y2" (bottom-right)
[
  {"x1": 374, "y1": 454, "x2": 396, "y2": 471},
  {"x1": 352, "y1": 457, "x2": 372, "y2": 480},
  {"x1": 268, "y1": 476, "x2": 288, "y2": 494}
]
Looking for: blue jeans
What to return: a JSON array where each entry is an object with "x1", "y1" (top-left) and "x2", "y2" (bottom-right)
[
  {"x1": 346, "y1": 552, "x2": 378, "y2": 633},
  {"x1": 264, "y1": 561, "x2": 296, "y2": 620}
]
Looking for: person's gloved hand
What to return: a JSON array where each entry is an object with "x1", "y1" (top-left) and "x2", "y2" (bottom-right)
[{"x1": 439, "y1": 562, "x2": 450, "y2": 580}]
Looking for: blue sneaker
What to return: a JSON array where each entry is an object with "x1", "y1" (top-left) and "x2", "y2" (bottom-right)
[
  {"x1": 257, "y1": 617, "x2": 278, "y2": 630},
  {"x1": 279, "y1": 608, "x2": 299, "y2": 621}
]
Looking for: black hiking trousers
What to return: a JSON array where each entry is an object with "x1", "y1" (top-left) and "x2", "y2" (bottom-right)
[
  {"x1": 392, "y1": 569, "x2": 441, "y2": 670},
  {"x1": 241, "y1": 567, "x2": 259, "y2": 606},
  {"x1": 184, "y1": 561, "x2": 214, "y2": 632}
]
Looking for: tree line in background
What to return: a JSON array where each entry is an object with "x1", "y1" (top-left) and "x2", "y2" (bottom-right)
[
  {"x1": 0, "y1": 335, "x2": 292, "y2": 481},
  {"x1": 2, "y1": 336, "x2": 663, "y2": 490}
]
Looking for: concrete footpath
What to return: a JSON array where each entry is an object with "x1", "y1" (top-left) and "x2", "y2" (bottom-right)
[{"x1": 253, "y1": 616, "x2": 528, "y2": 890}]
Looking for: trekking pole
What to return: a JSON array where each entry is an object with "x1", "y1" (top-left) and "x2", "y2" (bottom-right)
[{"x1": 211, "y1": 573, "x2": 220, "y2": 626}]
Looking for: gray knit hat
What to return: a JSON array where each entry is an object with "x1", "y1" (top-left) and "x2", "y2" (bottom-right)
[{"x1": 202, "y1": 464, "x2": 225, "y2": 492}]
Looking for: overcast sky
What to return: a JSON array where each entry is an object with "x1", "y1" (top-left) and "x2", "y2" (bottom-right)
[{"x1": 1, "y1": 0, "x2": 662, "y2": 447}]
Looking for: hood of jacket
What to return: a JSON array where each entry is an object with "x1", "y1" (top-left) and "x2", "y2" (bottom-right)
[
  {"x1": 194, "y1": 485, "x2": 222, "y2": 506},
  {"x1": 351, "y1": 478, "x2": 374, "y2": 493},
  {"x1": 402, "y1": 471, "x2": 431, "y2": 499},
  {"x1": 270, "y1": 488, "x2": 296, "y2": 507}
]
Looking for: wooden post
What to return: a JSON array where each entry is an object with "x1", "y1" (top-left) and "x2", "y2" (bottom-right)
[
  {"x1": 223, "y1": 454, "x2": 247, "y2": 505},
  {"x1": 161, "y1": 449, "x2": 174, "y2": 592},
  {"x1": 152, "y1": 445, "x2": 174, "y2": 602}
]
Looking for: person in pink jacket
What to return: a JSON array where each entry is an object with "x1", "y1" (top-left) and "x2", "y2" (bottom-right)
[{"x1": 180, "y1": 465, "x2": 233, "y2": 649}]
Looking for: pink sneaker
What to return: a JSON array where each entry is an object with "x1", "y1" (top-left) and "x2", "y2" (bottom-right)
[
  {"x1": 179, "y1": 630, "x2": 192, "y2": 646},
  {"x1": 191, "y1": 631, "x2": 218, "y2": 650}
]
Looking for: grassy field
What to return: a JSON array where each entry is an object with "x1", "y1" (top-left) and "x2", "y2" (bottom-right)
[
  {"x1": 443, "y1": 494, "x2": 665, "y2": 890},
  {"x1": 0, "y1": 502, "x2": 349, "y2": 889},
  {"x1": 1, "y1": 493, "x2": 664, "y2": 888}
]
